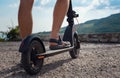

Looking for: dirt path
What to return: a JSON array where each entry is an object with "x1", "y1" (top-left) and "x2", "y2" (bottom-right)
[{"x1": 0, "y1": 42, "x2": 120, "y2": 78}]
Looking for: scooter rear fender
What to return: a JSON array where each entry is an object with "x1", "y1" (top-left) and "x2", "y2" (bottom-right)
[{"x1": 19, "y1": 34, "x2": 45, "y2": 53}]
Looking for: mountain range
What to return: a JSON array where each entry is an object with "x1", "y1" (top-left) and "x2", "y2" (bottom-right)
[
  {"x1": 76, "y1": 13, "x2": 120, "y2": 34},
  {"x1": 39, "y1": 13, "x2": 120, "y2": 35}
]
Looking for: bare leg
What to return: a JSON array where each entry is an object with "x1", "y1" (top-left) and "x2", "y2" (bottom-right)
[
  {"x1": 18, "y1": 0, "x2": 34, "y2": 39},
  {"x1": 50, "y1": 0, "x2": 70, "y2": 45}
]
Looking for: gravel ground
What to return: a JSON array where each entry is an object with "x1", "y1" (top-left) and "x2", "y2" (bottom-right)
[{"x1": 0, "y1": 42, "x2": 120, "y2": 78}]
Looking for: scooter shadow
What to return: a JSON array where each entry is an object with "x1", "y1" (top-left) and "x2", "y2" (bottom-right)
[{"x1": 0, "y1": 58, "x2": 72, "y2": 78}]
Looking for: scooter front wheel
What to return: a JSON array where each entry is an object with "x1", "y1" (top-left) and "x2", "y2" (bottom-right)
[
  {"x1": 21, "y1": 40, "x2": 44, "y2": 75},
  {"x1": 69, "y1": 34, "x2": 80, "y2": 58}
]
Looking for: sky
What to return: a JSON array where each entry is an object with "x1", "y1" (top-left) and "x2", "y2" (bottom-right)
[{"x1": 0, "y1": 0, "x2": 120, "y2": 33}]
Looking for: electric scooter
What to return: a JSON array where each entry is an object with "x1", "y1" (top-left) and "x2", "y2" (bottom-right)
[{"x1": 19, "y1": 0, "x2": 80, "y2": 75}]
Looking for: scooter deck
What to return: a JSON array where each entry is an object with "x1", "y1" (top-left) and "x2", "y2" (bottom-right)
[{"x1": 37, "y1": 47, "x2": 74, "y2": 59}]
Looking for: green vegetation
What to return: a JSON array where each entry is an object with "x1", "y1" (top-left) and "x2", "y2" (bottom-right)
[
  {"x1": 6, "y1": 26, "x2": 21, "y2": 41},
  {"x1": 0, "y1": 26, "x2": 21, "y2": 41}
]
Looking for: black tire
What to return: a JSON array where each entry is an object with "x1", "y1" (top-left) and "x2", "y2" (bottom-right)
[
  {"x1": 21, "y1": 40, "x2": 44, "y2": 75},
  {"x1": 69, "y1": 34, "x2": 80, "y2": 59}
]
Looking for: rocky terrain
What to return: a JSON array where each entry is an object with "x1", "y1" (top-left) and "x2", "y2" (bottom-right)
[{"x1": 0, "y1": 42, "x2": 120, "y2": 78}]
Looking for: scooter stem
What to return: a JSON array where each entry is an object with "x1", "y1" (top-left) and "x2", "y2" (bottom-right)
[{"x1": 63, "y1": 0, "x2": 79, "y2": 46}]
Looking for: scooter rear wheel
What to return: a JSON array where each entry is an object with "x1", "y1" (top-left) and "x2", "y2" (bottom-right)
[{"x1": 21, "y1": 40, "x2": 44, "y2": 75}]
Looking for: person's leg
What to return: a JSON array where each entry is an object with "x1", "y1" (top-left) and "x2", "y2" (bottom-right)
[
  {"x1": 18, "y1": 0, "x2": 34, "y2": 39},
  {"x1": 18, "y1": 0, "x2": 34, "y2": 67},
  {"x1": 50, "y1": 0, "x2": 70, "y2": 46}
]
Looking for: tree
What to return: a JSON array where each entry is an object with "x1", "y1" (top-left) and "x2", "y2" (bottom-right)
[{"x1": 6, "y1": 26, "x2": 21, "y2": 41}]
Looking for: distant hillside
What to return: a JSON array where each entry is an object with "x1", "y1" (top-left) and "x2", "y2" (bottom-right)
[
  {"x1": 39, "y1": 13, "x2": 120, "y2": 35},
  {"x1": 77, "y1": 13, "x2": 120, "y2": 34}
]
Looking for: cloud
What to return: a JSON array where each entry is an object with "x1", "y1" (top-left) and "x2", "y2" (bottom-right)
[
  {"x1": 8, "y1": 0, "x2": 19, "y2": 8},
  {"x1": 87, "y1": 0, "x2": 110, "y2": 10},
  {"x1": 73, "y1": 0, "x2": 120, "y2": 23},
  {"x1": 34, "y1": 0, "x2": 54, "y2": 10},
  {"x1": 9, "y1": 2, "x2": 19, "y2": 8},
  {"x1": 81, "y1": 0, "x2": 88, "y2": 4},
  {"x1": 40, "y1": 0, "x2": 51, "y2": 5}
]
